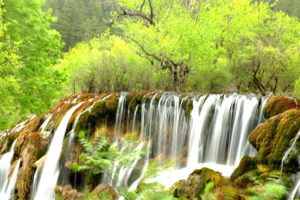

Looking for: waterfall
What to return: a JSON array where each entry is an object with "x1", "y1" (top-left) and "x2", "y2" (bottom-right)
[
  {"x1": 114, "y1": 92, "x2": 128, "y2": 139},
  {"x1": 289, "y1": 173, "x2": 300, "y2": 200},
  {"x1": 0, "y1": 159, "x2": 21, "y2": 200},
  {"x1": 31, "y1": 103, "x2": 83, "y2": 200},
  {"x1": 187, "y1": 95, "x2": 215, "y2": 166},
  {"x1": 1, "y1": 92, "x2": 270, "y2": 199},
  {"x1": 0, "y1": 141, "x2": 18, "y2": 200},
  {"x1": 39, "y1": 115, "x2": 53, "y2": 132},
  {"x1": 280, "y1": 129, "x2": 300, "y2": 199},
  {"x1": 281, "y1": 129, "x2": 300, "y2": 175},
  {"x1": 206, "y1": 95, "x2": 235, "y2": 163},
  {"x1": 110, "y1": 93, "x2": 267, "y2": 189}
]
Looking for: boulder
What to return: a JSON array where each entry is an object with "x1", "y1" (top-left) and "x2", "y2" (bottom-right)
[
  {"x1": 14, "y1": 132, "x2": 42, "y2": 200},
  {"x1": 172, "y1": 167, "x2": 229, "y2": 199},
  {"x1": 263, "y1": 96, "x2": 299, "y2": 119},
  {"x1": 230, "y1": 156, "x2": 257, "y2": 181},
  {"x1": 55, "y1": 185, "x2": 82, "y2": 200},
  {"x1": 248, "y1": 109, "x2": 300, "y2": 171}
]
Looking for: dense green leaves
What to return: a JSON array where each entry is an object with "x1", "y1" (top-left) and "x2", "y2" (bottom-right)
[
  {"x1": 71, "y1": 131, "x2": 145, "y2": 185},
  {"x1": 44, "y1": 0, "x2": 114, "y2": 50},
  {"x1": 0, "y1": 0, "x2": 64, "y2": 129},
  {"x1": 56, "y1": 35, "x2": 172, "y2": 93},
  {"x1": 0, "y1": 0, "x2": 21, "y2": 128},
  {"x1": 1, "y1": 0, "x2": 300, "y2": 129},
  {"x1": 110, "y1": 0, "x2": 300, "y2": 93}
]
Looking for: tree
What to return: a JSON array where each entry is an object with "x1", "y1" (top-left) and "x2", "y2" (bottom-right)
[
  {"x1": 110, "y1": 0, "x2": 300, "y2": 94},
  {"x1": 0, "y1": 0, "x2": 21, "y2": 129},
  {"x1": 2, "y1": 0, "x2": 64, "y2": 118},
  {"x1": 56, "y1": 35, "x2": 172, "y2": 93},
  {"x1": 44, "y1": 0, "x2": 114, "y2": 50},
  {"x1": 111, "y1": 0, "x2": 191, "y2": 91}
]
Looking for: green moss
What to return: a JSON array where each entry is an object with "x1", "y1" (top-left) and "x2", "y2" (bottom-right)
[
  {"x1": 230, "y1": 156, "x2": 257, "y2": 181},
  {"x1": 193, "y1": 167, "x2": 228, "y2": 196},
  {"x1": 248, "y1": 109, "x2": 300, "y2": 171},
  {"x1": 263, "y1": 96, "x2": 298, "y2": 119},
  {"x1": 171, "y1": 180, "x2": 185, "y2": 198},
  {"x1": 185, "y1": 100, "x2": 193, "y2": 116},
  {"x1": 52, "y1": 103, "x2": 74, "y2": 130},
  {"x1": 105, "y1": 95, "x2": 119, "y2": 113}
]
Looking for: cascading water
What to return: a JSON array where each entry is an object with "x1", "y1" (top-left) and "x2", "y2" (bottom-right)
[
  {"x1": 289, "y1": 173, "x2": 300, "y2": 200},
  {"x1": 122, "y1": 93, "x2": 266, "y2": 189},
  {"x1": 0, "y1": 141, "x2": 18, "y2": 200},
  {"x1": 31, "y1": 103, "x2": 83, "y2": 200},
  {"x1": 280, "y1": 129, "x2": 300, "y2": 199},
  {"x1": 0, "y1": 92, "x2": 270, "y2": 200},
  {"x1": 114, "y1": 93, "x2": 265, "y2": 190},
  {"x1": 0, "y1": 159, "x2": 21, "y2": 200}
]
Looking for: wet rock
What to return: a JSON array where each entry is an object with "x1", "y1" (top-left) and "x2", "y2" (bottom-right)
[
  {"x1": 14, "y1": 132, "x2": 42, "y2": 200},
  {"x1": 172, "y1": 180, "x2": 186, "y2": 198},
  {"x1": 230, "y1": 156, "x2": 257, "y2": 181},
  {"x1": 91, "y1": 183, "x2": 119, "y2": 200},
  {"x1": 14, "y1": 117, "x2": 41, "y2": 155},
  {"x1": 248, "y1": 109, "x2": 300, "y2": 171},
  {"x1": 105, "y1": 94, "x2": 119, "y2": 113},
  {"x1": 33, "y1": 155, "x2": 46, "y2": 169},
  {"x1": 52, "y1": 103, "x2": 75, "y2": 130},
  {"x1": 55, "y1": 185, "x2": 82, "y2": 200},
  {"x1": 0, "y1": 132, "x2": 18, "y2": 155},
  {"x1": 263, "y1": 95, "x2": 299, "y2": 119}
]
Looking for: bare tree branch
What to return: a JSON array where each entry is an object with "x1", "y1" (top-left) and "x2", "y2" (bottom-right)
[
  {"x1": 148, "y1": 0, "x2": 154, "y2": 22},
  {"x1": 140, "y1": 0, "x2": 146, "y2": 12},
  {"x1": 110, "y1": 2, "x2": 155, "y2": 26}
]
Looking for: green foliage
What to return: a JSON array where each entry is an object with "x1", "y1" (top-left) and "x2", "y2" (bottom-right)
[
  {"x1": 294, "y1": 77, "x2": 300, "y2": 98},
  {"x1": 200, "y1": 182, "x2": 216, "y2": 200},
  {"x1": 71, "y1": 131, "x2": 178, "y2": 200},
  {"x1": 54, "y1": 193, "x2": 63, "y2": 200},
  {"x1": 44, "y1": 0, "x2": 114, "y2": 50},
  {"x1": 71, "y1": 131, "x2": 145, "y2": 185},
  {"x1": 57, "y1": 35, "x2": 172, "y2": 93},
  {"x1": 260, "y1": 0, "x2": 300, "y2": 20},
  {"x1": 248, "y1": 183, "x2": 287, "y2": 200},
  {"x1": 0, "y1": 0, "x2": 64, "y2": 129},
  {"x1": 79, "y1": 189, "x2": 115, "y2": 200},
  {"x1": 0, "y1": 0, "x2": 21, "y2": 129},
  {"x1": 118, "y1": 182, "x2": 177, "y2": 200},
  {"x1": 111, "y1": 0, "x2": 300, "y2": 94}
]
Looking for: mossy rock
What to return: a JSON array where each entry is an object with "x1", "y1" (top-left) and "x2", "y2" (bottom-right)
[
  {"x1": 184, "y1": 99, "x2": 194, "y2": 116},
  {"x1": 173, "y1": 167, "x2": 229, "y2": 199},
  {"x1": 248, "y1": 109, "x2": 300, "y2": 171},
  {"x1": 52, "y1": 103, "x2": 75, "y2": 130},
  {"x1": 230, "y1": 156, "x2": 257, "y2": 181},
  {"x1": 0, "y1": 131, "x2": 19, "y2": 155},
  {"x1": 105, "y1": 94, "x2": 119, "y2": 113},
  {"x1": 263, "y1": 95, "x2": 299, "y2": 119},
  {"x1": 14, "y1": 132, "x2": 42, "y2": 200},
  {"x1": 172, "y1": 180, "x2": 186, "y2": 198}
]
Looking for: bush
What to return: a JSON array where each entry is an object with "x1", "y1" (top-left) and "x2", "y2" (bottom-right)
[{"x1": 57, "y1": 35, "x2": 172, "y2": 94}]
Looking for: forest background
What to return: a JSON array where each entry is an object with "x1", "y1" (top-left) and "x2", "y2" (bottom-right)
[{"x1": 1, "y1": 0, "x2": 300, "y2": 129}]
